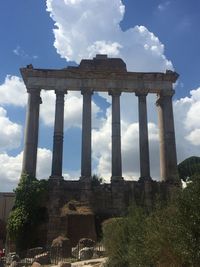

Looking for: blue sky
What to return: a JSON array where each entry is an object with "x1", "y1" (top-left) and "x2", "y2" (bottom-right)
[{"x1": 0, "y1": 0, "x2": 200, "y2": 191}]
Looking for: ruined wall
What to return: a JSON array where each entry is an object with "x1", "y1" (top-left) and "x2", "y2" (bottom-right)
[
  {"x1": 0, "y1": 193, "x2": 15, "y2": 222},
  {"x1": 47, "y1": 178, "x2": 175, "y2": 245}
]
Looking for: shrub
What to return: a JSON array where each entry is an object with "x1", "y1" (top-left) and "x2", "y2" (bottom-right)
[{"x1": 7, "y1": 173, "x2": 48, "y2": 251}]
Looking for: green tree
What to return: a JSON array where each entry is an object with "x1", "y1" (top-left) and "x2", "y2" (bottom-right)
[
  {"x1": 7, "y1": 173, "x2": 48, "y2": 252},
  {"x1": 91, "y1": 174, "x2": 104, "y2": 185},
  {"x1": 178, "y1": 156, "x2": 200, "y2": 181}
]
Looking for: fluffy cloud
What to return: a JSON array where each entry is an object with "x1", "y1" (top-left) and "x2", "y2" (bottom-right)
[
  {"x1": 0, "y1": 148, "x2": 52, "y2": 192},
  {"x1": 44, "y1": 0, "x2": 175, "y2": 180},
  {"x1": 0, "y1": 76, "x2": 101, "y2": 130},
  {"x1": 93, "y1": 87, "x2": 200, "y2": 181},
  {"x1": 174, "y1": 88, "x2": 200, "y2": 154},
  {"x1": 40, "y1": 90, "x2": 101, "y2": 129},
  {"x1": 184, "y1": 88, "x2": 200, "y2": 130},
  {"x1": 186, "y1": 129, "x2": 200, "y2": 146},
  {"x1": 92, "y1": 103, "x2": 160, "y2": 180},
  {"x1": 0, "y1": 75, "x2": 27, "y2": 107},
  {"x1": 1, "y1": 0, "x2": 200, "y2": 190},
  {"x1": 46, "y1": 0, "x2": 173, "y2": 72},
  {"x1": 0, "y1": 107, "x2": 22, "y2": 152}
]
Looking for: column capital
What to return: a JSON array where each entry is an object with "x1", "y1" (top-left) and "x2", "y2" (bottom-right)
[
  {"x1": 27, "y1": 88, "x2": 42, "y2": 104},
  {"x1": 108, "y1": 89, "x2": 121, "y2": 97},
  {"x1": 158, "y1": 89, "x2": 175, "y2": 97},
  {"x1": 135, "y1": 89, "x2": 148, "y2": 97},
  {"x1": 27, "y1": 88, "x2": 41, "y2": 94},
  {"x1": 81, "y1": 88, "x2": 93, "y2": 95},
  {"x1": 156, "y1": 89, "x2": 175, "y2": 106},
  {"x1": 55, "y1": 89, "x2": 68, "y2": 95}
]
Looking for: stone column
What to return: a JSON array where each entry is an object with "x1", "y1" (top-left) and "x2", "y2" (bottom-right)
[
  {"x1": 80, "y1": 89, "x2": 93, "y2": 179},
  {"x1": 109, "y1": 90, "x2": 123, "y2": 181},
  {"x1": 22, "y1": 88, "x2": 42, "y2": 177},
  {"x1": 50, "y1": 90, "x2": 66, "y2": 179},
  {"x1": 135, "y1": 91, "x2": 151, "y2": 180},
  {"x1": 156, "y1": 89, "x2": 178, "y2": 182}
]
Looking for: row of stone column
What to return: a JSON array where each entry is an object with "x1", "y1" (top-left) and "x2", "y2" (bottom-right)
[{"x1": 22, "y1": 88, "x2": 178, "y2": 182}]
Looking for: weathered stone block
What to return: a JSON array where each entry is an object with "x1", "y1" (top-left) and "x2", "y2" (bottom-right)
[{"x1": 79, "y1": 247, "x2": 93, "y2": 261}]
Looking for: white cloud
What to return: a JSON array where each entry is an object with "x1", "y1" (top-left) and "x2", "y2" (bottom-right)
[
  {"x1": 185, "y1": 129, "x2": 200, "y2": 146},
  {"x1": 36, "y1": 148, "x2": 52, "y2": 178},
  {"x1": 92, "y1": 86, "x2": 200, "y2": 181},
  {"x1": 0, "y1": 148, "x2": 52, "y2": 192},
  {"x1": 13, "y1": 45, "x2": 38, "y2": 60},
  {"x1": 174, "y1": 87, "x2": 200, "y2": 151},
  {"x1": 92, "y1": 99, "x2": 160, "y2": 181},
  {"x1": 174, "y1": 92, "x2": 200, "y2": 163},
  {"x1": 0, "y1": 75, "x2": 27, "y2": 107},
  {"x1": 40, "y1": 90, "x2": 101, "y2": 129},
  {"x1": 1, "y1": 0, "x2": 200, "y2": 190},
  {"x1": 46, "y1": 0, "x2": 173, "y2": 72},
  {"x1": 0, "y1": 107, "x2": 22, "y2": 151},
  {"x1": 184, "y1": 88, "x2": 200, "y2": 130},
  {"x1": 158, "y1": 1, "x2": 170, "y2": 11}
]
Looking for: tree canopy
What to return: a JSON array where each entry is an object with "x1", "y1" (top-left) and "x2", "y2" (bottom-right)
[{"x1": 178, "y1": 156, "x2": 200, "y2": 181}]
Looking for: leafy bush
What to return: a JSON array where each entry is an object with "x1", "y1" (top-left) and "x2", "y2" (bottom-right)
[
  {"x1": 7, "y1": 173, "x2": 48, "y2": 251},
  {"x1": 103, "y1": 217, "x2": 129, "y2": 267},
  {"x1": 178, "y1": 156, "x2": 200, "y2": 181},
  {"x1": 103, "y1": 175, "x2": 200, "y2": 266}
]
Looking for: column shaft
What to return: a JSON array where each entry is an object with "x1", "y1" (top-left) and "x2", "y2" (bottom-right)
[
  {"x1": 109, "y1": 90, "x2": 122, "y2": 180},
  {"x1": 157, "y1": 90, "x2": 178, "y2": 182},
  {"x1": 51, "y1": 90, "x2": 65, "y2": 178},
  {"x1": 136, "y1": 92, "x2": 151, "y2": 179},
  {"x1": 81, "y1": 89, "x2": 93, "y2": 179},
  {"x1": 22, "y1": 89, "x2": 41, "y2": 177}
]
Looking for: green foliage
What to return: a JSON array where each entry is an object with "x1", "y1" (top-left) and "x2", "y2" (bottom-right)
[
  {"x1": 7, "y1": 173, "x2": 48, "y2": 251},
  {"x1": 91, "y1": 174, "x2": 104, "y2": 185},
  {"x1": 103, "y1": 175, "x2": 200, "y2": 267},
  {"x1": 176, "y1": 174, "x2": 200, "y2": 266},
  {"x1": 103, "y1": 208, "x2": 151, "y2": 267},
  {"x1": 178, "y1": 156, "x2": 200, "y2": 181},
  {"x1": 127, "y1": 207, "x2": 151, "y2": 267},
  {"x1": 103, "y1": 217, "x2": 129, "y2": 267}
]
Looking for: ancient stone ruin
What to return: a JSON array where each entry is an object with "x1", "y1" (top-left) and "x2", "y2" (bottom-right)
[{"x1": 20, "y1": 55, "x2": 179, "y2": 244}]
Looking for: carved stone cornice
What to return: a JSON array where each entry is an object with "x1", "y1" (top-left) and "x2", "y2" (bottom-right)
[{"x1": 20, "y1": 56, "x2": 179, "y2": 94}]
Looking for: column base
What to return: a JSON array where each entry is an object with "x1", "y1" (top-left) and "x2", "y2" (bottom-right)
[{"x1": 111, "y1": 176, "x2": 124, "y2": 183}]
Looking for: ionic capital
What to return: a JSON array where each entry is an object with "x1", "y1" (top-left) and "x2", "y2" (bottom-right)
[
  {"x1": 27, "y1": 88, "x2": 40, "y2": 94},
  {"x1": 135, "y1": 89, "x2": 149, "y2": 97},
  {"x1": 81, "y1": 88, "x2": 93, "y2": 95},
  {"x1": 27, "y1": 88, "x2": 42, "y2": 104},
  {"x1": 159, "y1": 89, "x2": 175, "y2": 97},
  {"x1": 156, "y1": 89, "x2": 175, "y2": 106},
  {"x1": 108, "y1": 89, "x2": 121, "y2": 97},
  {"x1": 55, "y1": 89, "x2": 68, "y2": 95}
]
